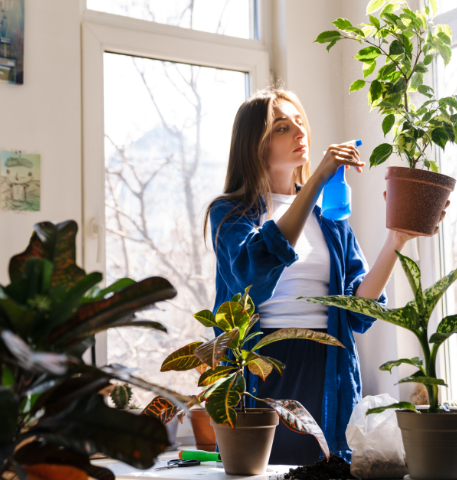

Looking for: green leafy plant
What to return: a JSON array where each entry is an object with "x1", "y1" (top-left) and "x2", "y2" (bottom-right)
[
  {"x1": 158, "y1": 287, "x2": 346, "y2": 461},
  {"x1": 301, "y1": 250, "x2": 457, "y2": 414},
  {"x1": 110, "y1": 383, "x2": 139, "y2": 410},
  {"x1": 315, "y1": 0, "x2": 456, "y2": 171},
  {"x1": 0, "y1": 220, "x2": 191, "y2": 480}
]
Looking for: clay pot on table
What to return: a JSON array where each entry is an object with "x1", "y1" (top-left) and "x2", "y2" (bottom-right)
[
  {"x1": 397, "y1": 410, "x2": 457, "y2": 480},
  {"x1": 189, "y1": 407, "x2": 216, "y2": 451},
  {"x1": 210, "y1": 408, "x2": 279, "y2": 475},
  {"x1": 385, "y1": 166, "x2": 456, "y2": 236}
]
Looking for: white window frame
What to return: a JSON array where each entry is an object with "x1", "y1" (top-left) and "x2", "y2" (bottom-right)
[
  {"x1": 435, "y1": 6, "x2": 457, "y2": 402},
  {"x1": 80, "y1": 1, "x2": 270, "y2": 366}
]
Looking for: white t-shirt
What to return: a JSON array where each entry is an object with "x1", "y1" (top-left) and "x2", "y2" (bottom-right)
[{"x1": 258, "y1": 193, "x2": 331, "y2": 329}]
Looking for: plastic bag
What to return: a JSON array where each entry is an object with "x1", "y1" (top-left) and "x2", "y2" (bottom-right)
[{"x1": 346, "y1": 394, "x2": 408, "y2": 479}]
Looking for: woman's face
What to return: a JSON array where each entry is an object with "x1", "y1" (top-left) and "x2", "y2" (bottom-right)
[{"x1": 265, "y1": 100, "x2": 309, "y2": 173}]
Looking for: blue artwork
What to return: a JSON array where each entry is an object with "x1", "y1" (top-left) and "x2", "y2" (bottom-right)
[{"x1": 0, "y1": 0, "x2": 24, "y2": 85}]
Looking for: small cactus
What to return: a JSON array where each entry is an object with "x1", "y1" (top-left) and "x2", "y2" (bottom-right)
[{"x1": 110, "y1": 383, "x2": 133, "y2": 409}]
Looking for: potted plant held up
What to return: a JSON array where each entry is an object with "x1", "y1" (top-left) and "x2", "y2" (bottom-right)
[
  {"x1": 315, "y1": 0, "x2": 457, "y2": 236},
  {"x1": 156, "y1": 288, "x2": 345, "y2": 475},
  {"x1": 302, "y1": 251, "x2": 457, "y2": 479}
]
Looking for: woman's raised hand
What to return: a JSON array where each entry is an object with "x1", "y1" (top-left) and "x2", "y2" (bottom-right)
[{"x1": 316, "y1": 144, "x2": 365, "y2": 185}]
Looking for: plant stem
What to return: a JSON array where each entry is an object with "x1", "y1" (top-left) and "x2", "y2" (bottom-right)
[{"x1": 240, "y1": 393, "x2": 246, "y2": 413}]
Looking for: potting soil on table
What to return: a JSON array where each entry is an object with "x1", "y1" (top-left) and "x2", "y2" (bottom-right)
[{"x1": 283, "y1": 454, "x2": 355, "y2": 480}]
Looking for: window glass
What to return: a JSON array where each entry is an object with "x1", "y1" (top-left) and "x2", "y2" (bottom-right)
[
  {"x1": 88, "y1": 0, "x2": 254, "y2": 39},
  {"x1": 436, "y1": 0, "x2": 457, "y2": 15},
  {"x1": 103, "y1": 52, "x2": 247, "y2": 404},
  {"x1": 436, "y1": 46, "x2": 457, "y2": 401}
]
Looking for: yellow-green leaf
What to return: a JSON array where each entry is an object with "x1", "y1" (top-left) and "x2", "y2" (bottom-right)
[
  {"x1": 252, "y1": 327, "x2": 344, "y2": 351},
  {"x1": 350, "y1": 80, "x2": 366, "y2": 92},
  {"x1": 193, "y1": 310, "x2": 217, "y2": 328},
  {"x1": 367, "y1": 0, "x2": 386, "y2": 14},
  {"x1": 366, "y1": 401, "x2": 417, "y2": 416},
  {"x1": 380, "y1": 357, "x2": 424, "y2": 374},
  {"x1": 198, "y1": 366, "x2": 236, "y2": 387},
  {"x1": 160, "y1": 342, "x2": 203, "y2": 372},
  {"x1": 429, "y1": 314, "x2": 457, "y2": 346},
  {"x1": 195, "y1": 329, "x2": 239, "y2": 370}
]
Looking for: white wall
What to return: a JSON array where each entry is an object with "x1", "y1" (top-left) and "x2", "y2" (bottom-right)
[{"x1": 0, "y1": 0, "x2": 82, "y2": 283}]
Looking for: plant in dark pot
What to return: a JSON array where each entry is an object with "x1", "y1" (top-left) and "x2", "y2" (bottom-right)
[
  {"x1": 302, "y1": 251, "x2": 457, "y2": 479},
  {"x1": 315, "y1": 0, "x2": 456, "y2": 236},
  {"x1": 0, "y1": 220, "x2": 190, "y2": 480},
  {"x1": 157, "y1": 287, "x2": 345, "y2": 475}
]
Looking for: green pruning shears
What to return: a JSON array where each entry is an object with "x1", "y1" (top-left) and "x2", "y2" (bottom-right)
[{"x1": 154, "y1": 459, "x2": 200, "y2": 471}]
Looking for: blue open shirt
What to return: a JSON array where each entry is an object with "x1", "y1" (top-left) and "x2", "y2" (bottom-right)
[{"x1": 209, "y1": 194, "x2": 387, "y2": 458}]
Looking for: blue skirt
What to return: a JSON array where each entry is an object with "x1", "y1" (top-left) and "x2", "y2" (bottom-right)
[{"x1": 255, "y1": 328, "x2": 327, "y2": 466}]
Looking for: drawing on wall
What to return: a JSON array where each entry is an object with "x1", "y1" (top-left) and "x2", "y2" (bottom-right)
[
  {"x1": 0, "y1": 0, "x2": 24, "y2": 84},
  {"x1": 1, "y1": 151, "x2": 40, "y2": 211}
]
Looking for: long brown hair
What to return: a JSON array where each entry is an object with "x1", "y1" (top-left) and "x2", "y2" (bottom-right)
[{"x1": 203, "y1": 87, "x2": 312, "y2": 244}]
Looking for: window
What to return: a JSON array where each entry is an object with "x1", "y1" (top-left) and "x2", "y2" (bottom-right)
[
  {"x1": 437, "y1": 0, "x2": 457, "y2": 15},
  {"x1": 81, "y1": 2, "x2": 269, "y2": 406},
  {"x1": 436, "y1": 6, "x2": 457, "y2": 401},
  {"x1": 87, "y1": 0, "x2": 258, "y2": 40},
  {"x1": 104, "y1": 53, "x2": 247, "y2": 399}
]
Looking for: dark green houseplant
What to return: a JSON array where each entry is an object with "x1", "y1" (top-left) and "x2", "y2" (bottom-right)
[
  {"x1": 158, "y1": 287, "x2": 345, "y2": 475},
  {"x1": 315, "y1": 0, "x2": 457, "y2": 236},
  {"x1": 0, "y1": 220, "x2": 189, "y2": 480},
  {"x1": 302, "y1": 250, "x2": 457, "y2": 479}
]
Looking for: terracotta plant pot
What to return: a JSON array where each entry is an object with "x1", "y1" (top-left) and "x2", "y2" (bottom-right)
[
  {"x1": 189, "y1": 407, "x2": 216, "y2": 452},
  {"x1": 210, "y1": 408, "x2": 279, "y2": 475},
  {"x1": 385, "y1": 166, "x2": 456, "y2": 236},
  {"x1": 397, "y1": 410, "x2": 457, "y2": 479}
]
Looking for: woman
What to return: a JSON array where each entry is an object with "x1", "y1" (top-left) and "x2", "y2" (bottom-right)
[{"x1": 204, "y1": 88, "x2": 448, "y2": 465}]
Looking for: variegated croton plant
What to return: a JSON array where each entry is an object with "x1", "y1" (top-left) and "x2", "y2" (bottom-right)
[
  {"x1": 148, "y1": 287, "x2": 345, "y2": 461},
  {"x1": 302, "y1": 251, "x2": 457, "y2": 415}
]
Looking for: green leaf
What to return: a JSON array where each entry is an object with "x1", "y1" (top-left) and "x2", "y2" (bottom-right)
[
  {"x1": 392, "y1": 77, "x2": 407, "y2": 94},
  {"x1": 437, "y1": 44, "x2": 452, "y2": 66},
  {"x1": 242, "y1": 330, "x2": 263, "y2": 346},
  {"x1": 245, "y1": 353, "x2": 273, "y2": 381},
  {"x1": 378, "y1": 62, "x2": 397, "y2": 80},
  {"x1": 326, "y1": 39, "x2": 339, "y2": 52},
  {"x1": 9, "y1": 221, "x2": 86, "y2": 288},
  {"x1": 244, "y1": 313, "x2": 260, "y2": 337},
  {"x1": 395, "y1": 251, "x2": 425, "y2": 317},
  {"x1": 314, "y1": 31, "x2": 342, "y2": 44},
  {"x1": 437, "y1": 32, "x2": 451, "y2": 45},
  {"x1": 354, "y1": 46, "x2": 382, "y2": 62},
  {"x1": 429, "y1": 314, "x2": 457, "y2": 347},
  {"x1": 424, "y1": 54, "x2": 434, "y2": 65},
  {"x1": 432, "y1": 127, "x2": 449, "y2": 149},
  {"x1": 240, "y1": 286, "x2": 255, "y2": 315},
  {"x1": 398, "y1": 375, "x2": 447, "y2": 387},
  {"x1": 443, "y1": 122, "x2": 456, "y2": 142},
  {"x1": 48, "y1": 277, "x2": 177, "y2": 349},
  {"x1": 195, "y1": 329, "x2": 239, "y2": 370},
  {"x1": 414, "y1": 65, "x2": 429, "y2": 74},
  {"x1": 366, "y1": 401, "x2": 417, "y2": 415},
  {"x1": 303, "y1": 296, "x2": 420, "y2": 332},
  {"x1": 367, "y1": 0, "x2": 386, "y2": 14},
  {"x1": 411, "y1": 73, "x2": 424, "y2": 90},
  {"x1": 332, "y1": 18, "x2": 352, "y2": 30},
  {"x1": 380, "y1": 357, "x2": 424, "y2": 374},
  {"x1": 215, "y1": 301, "x2": 250, "y2": 341},
  {"x1": 369, "y1": 80, "x2": 383, "y2": 104},
  {"x1": 28, "y1": 394, "x2": 168, "y2": 469},
  {"x1": 83, "y1": 277, "x2": 136, "y2": 302},
  {"x1": 369, "y1": 15, "x2": 381, "y2": 29},
  {"x1": 428, "y1": 160, "x2": 440, "y2": 172},
  {"x1": 262, "y1": 398, "x2": 330, "y2": 461},
  {"x1": 252, "y1": 327, "x2": 344, "y2": 351},
  {"x1": 198, "y1": 366, "x2": 236, "y2": 387},
  {"x1": 382, "y1": 114, "x2": 396, "y2": 136},
  {"x1": 193, "y1": 310, "x2": 218, "y2": 328},
  {"x1": 0, "y1": 387, "x2": 19, "y2": 442},
  {"x1": 429, "y1": 0, "x2": 438, "y2": 16},
  {"x1": 205, "y1": 373, "x2": 245, "y2": 428},
  {"x1": 350, "y1": 79, "x2": 366, "y2": 92},
  {"x1": 363, "y1": 61, "x2": 377, "y2": 78},
  {"x1": 389, "y1": 40, "x2": 405, "y2": 55},
  {"x1": 370, "y1": 143, "x2": 393, "y2": 167},
  {"x1": 418, "y1": 85, "x2": 434, "y2": 97},
  {"x1": 160, "y1": 342, "x2": 203, "y2": 372}
]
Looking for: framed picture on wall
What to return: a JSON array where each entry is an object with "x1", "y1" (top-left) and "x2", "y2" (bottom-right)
[{"x1": 0, "y1": 0, "x2": 24, "y2": 85}]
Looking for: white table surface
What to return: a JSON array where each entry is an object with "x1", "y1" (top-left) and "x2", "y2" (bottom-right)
[{"x1": 92, "y1": 446, "x2": 293, "y2": 480}]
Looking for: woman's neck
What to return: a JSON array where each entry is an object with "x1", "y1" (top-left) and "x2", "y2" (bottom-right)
[{"x1": 269, "y1": 168, "x2": 296, "y2": 195}]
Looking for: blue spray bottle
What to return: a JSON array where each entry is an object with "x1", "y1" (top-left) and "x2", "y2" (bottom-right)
[{"x1": 321, "y1": 139, "x2": 362, "y2": 221}]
